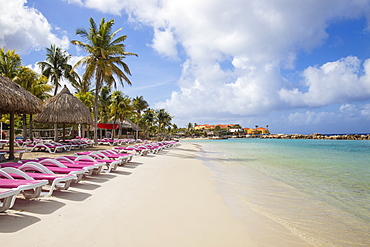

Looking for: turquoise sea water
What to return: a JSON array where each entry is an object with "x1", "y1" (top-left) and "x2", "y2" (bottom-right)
[{"x1": 182, "y1": 138, "x2": 370, "y2": 246}]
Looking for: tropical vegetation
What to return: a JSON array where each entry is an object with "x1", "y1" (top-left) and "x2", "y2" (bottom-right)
[
  {"x1": 37, "y1": 44, "x2": 80, "y2": 140},
  {"x1": 0, "y1": 17, "x2": 176, "y2": 141},
  {"x1": 71, "y1": 17, "x2": 138, "y2": 142}
]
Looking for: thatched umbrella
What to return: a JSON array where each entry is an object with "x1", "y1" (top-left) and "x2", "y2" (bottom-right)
[
  {"x1": 120, "y1": 119, "x2": 141, "y2": 132},
  {"x1": 0, "y1": 75, "x2": 43, "y2": 159},
  {"x1": 111, "y1": 119, "x2": 141, "y2": 139},
  {"x1": 34, "y1": 85, "x2": 93, "y2": 140}
]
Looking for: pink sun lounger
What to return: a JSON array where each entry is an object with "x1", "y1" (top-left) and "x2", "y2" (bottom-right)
[
  {"x1": 75, "y1": 150, "x2": 132, "y2": 165},
  {"x1": 52, "y1": 156, "x2": 105, "y2": 174},
  {"x1": 0, "y1": 188, "x2": 20, "y2": 212},
  {"x1": 1, "y1": 166, "x2": 75, "y2": 197},
  {"x1": 35, "y1": 158, "x2": 97, "y2": 176},
  {"x1": 114, "y1": 146, "x2": 149, "y2": 156},
  {"x1": 63, "y1": 155, "x2": 120, "y2": 173},
  {"x1": 5, "y1": 161, "x2": 86, "y2": 183},
  {"x1": 0, "y1": 169, "x2": 48, "y2": 200}
]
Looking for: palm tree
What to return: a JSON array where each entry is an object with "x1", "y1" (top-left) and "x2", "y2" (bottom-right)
[
  {"x1": 72, "y1": 78, "x2": 93, "y2": 95},
  {"x1": 114, "y1": 95, "x2": 134, "y2": 139},
  {"x1": 38, "y1": 45, "x2": 80, "y2": 96},
  {"x1": 139, "y1": 108, "x2": 155, "y2": 139},
  {"x1": 73, "y1": 76, "x2": 94, "y2": 138},
  {"x1": 98, "y1": 86, "x2": 112, "y2": 138},
  {"x1": 132, "y1": 96, "x2": 149, "y2": 116},
  {"x1": 38, "y1": 45, "x2": 80, "y2": 141},
  {"x1": 75, "y1": 91, "x2": 94, "y2": 138},
  {"x1": 109, "y1": 91, "x2": 124, "y2": 139},
  {"x1": 0, "y1": 47, "x2": 21, "y2": 79},
  {"x1": 132, "y1": 96, "x2": 148, "y2": 139},
  {"x1": 71, "y1": 17, "x2": 138, "y2": 142},
  {"x1": 1, "y1": 49, "x2": 51, "y2": 141},
  {"x1": 170, "y1": 124, "x2": 179, "y2": 137},
  {"x1": 14, "y1": 66, "x2": 52, "y2": 140},
  {"x1": 156, "y1": 109, "x2": 172, "y2": 140}
]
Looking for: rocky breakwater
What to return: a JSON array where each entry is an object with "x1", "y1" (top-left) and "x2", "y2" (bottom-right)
[{"x1": 260, "y1": 133, "x2": 370, "y2": 140}]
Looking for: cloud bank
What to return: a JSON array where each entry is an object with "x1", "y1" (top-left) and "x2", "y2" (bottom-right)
[
  {"x1": 66, "y1": 0, "x2": 370, "y2": 128},
  {"x1": 2, "y1": 0, "x2": 370, "y2": 132},
  {"x1": 0, "y1": 0, "x2": 69, "y2": 54}
]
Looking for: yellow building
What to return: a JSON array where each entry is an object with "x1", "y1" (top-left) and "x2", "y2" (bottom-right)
[{"x1": 245, "y1": 127, "x2": 270, "y2": 135}]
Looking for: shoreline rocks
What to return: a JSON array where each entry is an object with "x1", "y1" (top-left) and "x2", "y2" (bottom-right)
[{"x1": 259, "y1": 133, "x2": 370, "y2": 140}]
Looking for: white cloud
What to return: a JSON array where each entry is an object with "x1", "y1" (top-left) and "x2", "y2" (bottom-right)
[
  {"x1": 340, "y1": 103, "x2": 370, "y2": 121},
  {"x1": 67, "y1": 0, "x2": 370, "y2": 126},
  {"x1": 151, "y1": 28, "x2": 178, "y2": 59},
  {"x1": 287, "y1": 103, "x2": 370, "y2": 128},
  {"x1": 0, "y1": 0, "x2": 69, "y2": 54},
  {"x1": 288, "y1": 111, "x2": 339, "y2": 125},
  {"x1": 361, "y1": 104, "x2": 370, "y2": 120},
  {"x1": 280, "y1": 56, "x2": 370, "y2": 107}
]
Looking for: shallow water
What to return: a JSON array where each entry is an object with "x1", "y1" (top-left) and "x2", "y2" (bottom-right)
[{"x1": 183, "y1": 138, "x2": 370, "y2": 246}]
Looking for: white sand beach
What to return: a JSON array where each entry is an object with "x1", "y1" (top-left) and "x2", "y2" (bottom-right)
[{"x1": 0, "y1": 142, "x2": 310, "y2": 246}]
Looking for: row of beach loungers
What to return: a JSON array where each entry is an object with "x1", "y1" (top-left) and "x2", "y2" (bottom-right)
[
  {"x1": 97, "y1": 138, "x2": 141, "y2": 146},
  {"x1": 24, "y1": 141, "x2": 94, "y2": 153},
  {"x1": 0, "y1": 141, "x2": 180, "y2": 212},
  {"x1": 1, "y1": 138, "x2": 95, "y2": 149},
  {"x1": 1, "y1": 138, "x2": 144, "y2": 153}
]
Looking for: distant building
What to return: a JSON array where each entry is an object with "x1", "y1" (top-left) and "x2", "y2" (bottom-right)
[
  {"x1": 194, "y1": 124, "x2": 269, "y2": 135},
  {"x1": 194, "y1": 124, "x2": 214, "y2": 130},
  {"x1": 195, "y1": 124, "x2": 235, "y2": 130},
  {"x1": 245, "y1": 127, "x2": 270, "y2": 135}
]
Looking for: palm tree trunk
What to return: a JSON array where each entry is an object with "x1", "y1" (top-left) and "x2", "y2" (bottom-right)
[
  {"x1": 118, "y1": 119, "x2": 123, "y2": 139},
  {"x1": 81, "y1": 124, "x2": 85, "y2": 138},
  {"x1": 93, "y1": 72, "x2": 101, "y2": 143},
  {"x1": 87, "y1": 124, "x2": 90, "y2": 138},
  {"x1": 93, "y1": 96, "x2": 98, "y2": 142},
  {"x1": 112, "y1": 114, "x2": 117, "y2": 140},
  {"x1": 22, "y1": 114, "x2": 27, "y2": 140},
  {"x1": 53, "y1": 83, "x2": 59, "y2": 142}
]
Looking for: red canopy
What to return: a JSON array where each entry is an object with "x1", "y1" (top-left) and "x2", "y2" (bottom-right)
[{"x1": 97, "y1": 123, "x2": 119, "y2": 129}]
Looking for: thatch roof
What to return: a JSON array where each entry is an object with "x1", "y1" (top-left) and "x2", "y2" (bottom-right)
[
  {"x1": 107, "y1": 118, "x2": 142, "y2": 131},
  {"x1": 0, "y1": 75, "x2": 42, "y2": 114},
  {"x1": 120, "y1": 119, "x2": 141, "y2": 131},
  {"x1": 34, "y1": 85, "x2": 93, "y2": 124}
]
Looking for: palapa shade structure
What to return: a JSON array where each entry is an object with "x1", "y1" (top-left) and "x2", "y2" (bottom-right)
[
  {"x1": 105, "y1": 118, "x2": 141, "y2": 139},
  {"x1": 121, "y1": 119, "x2": 141, "y2": 139},
  {"x1": 0, "y1": 75, "x2": 43, "y2": 160},
  {"x1": 120, "y1": 119, "x2": 141, "y2": 132},
  {"x1": 34, "y1": 85, "x2": 93, "y2": 140}
]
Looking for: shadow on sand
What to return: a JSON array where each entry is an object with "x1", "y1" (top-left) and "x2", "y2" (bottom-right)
[
  {"x1": 10, "y1": 198, "x2": 66, "y2": 214},
  {"x1": 123, "y1": 162, "x2": 143, "y2": 169},
  {"x1": 51, "y1": 189, "x2": 92, "y2": 202},
  {"x1": 0, "y1": 212, "x2": 41, "y2": 233}
]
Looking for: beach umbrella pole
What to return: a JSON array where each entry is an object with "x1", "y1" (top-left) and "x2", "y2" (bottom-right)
[
  {"x1": 9, "y1": 112, "x2": 15, "y2": 160},
  {"x1": 63, "y1": 123, "x2": 66, "y2": 141}
]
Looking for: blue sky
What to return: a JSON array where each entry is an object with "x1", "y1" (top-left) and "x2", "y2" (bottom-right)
[{"x1": 1, "y1": 0, "x2": 370, "y2": 134}]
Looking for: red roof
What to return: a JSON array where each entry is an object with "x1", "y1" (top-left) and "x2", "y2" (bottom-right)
[{"x1": 217, "y1": 124, "x2": 230, "y2": 128}]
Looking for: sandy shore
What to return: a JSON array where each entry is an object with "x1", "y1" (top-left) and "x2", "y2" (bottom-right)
[{"x1": 0, "y1": 142, "x2": 311, "y2": 246}]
